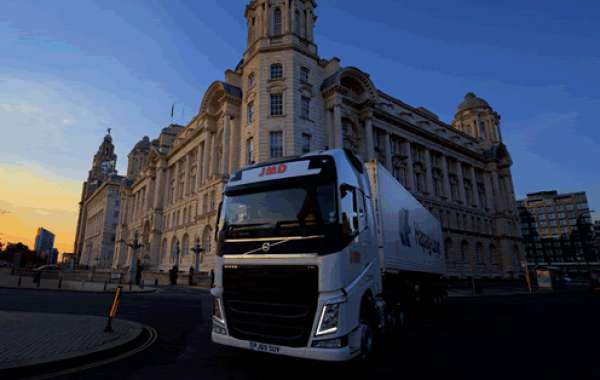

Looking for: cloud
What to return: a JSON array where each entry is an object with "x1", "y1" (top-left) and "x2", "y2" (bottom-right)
[{"x1": 0, "y1": 164, "x2": 80, "y2": 252}]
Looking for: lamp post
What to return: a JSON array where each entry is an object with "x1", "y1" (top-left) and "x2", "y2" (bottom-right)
[
  {"x1": 191, "y1": 238, "x2": 205, "y2": 273},
  {"x1": 127, "y1": 232, "x2": 143, "y2": 283}
]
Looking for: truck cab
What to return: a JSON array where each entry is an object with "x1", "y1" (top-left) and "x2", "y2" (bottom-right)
[{"x1": 211, "y1": 149, "x2": 382, "y2": 361}]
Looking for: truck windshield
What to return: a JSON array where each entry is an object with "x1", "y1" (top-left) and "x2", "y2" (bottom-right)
[{"x1": 222, "y1": 184, "x2": 337, "y2": 238}]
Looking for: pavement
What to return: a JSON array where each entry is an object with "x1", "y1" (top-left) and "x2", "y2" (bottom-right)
[
  {"x1": 0, "y1": 272, "x2": 156, "y2": 294},
  {"x1": 0, "y1": 310, "x2": 150, "y2": 378}
]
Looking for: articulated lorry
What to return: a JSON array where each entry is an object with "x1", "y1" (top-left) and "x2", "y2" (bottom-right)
[{"x1": 211, "y1": 149, "x2": 446, "y2": 361}]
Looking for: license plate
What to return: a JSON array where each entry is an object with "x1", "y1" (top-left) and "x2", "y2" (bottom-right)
[{"x1": 249, "y1": 341, "x2": 281, "y2": 354}]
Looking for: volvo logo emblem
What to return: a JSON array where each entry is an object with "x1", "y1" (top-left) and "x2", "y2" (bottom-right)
[{"x1": 261, "y1": 242, "x2": 271, "y2": 253}]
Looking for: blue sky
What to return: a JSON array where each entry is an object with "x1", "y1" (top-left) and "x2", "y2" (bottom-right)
[{"x1": 1, "y1": 0, "x2": 599, "y2": 243}]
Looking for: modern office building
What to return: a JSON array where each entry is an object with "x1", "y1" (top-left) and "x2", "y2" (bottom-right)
[
  {"x1": 34, "y1": 227, "x2": 55, "y2": 256},
  {"x1": 517, "y1": 191, "x2": 596, "y2": 268}
]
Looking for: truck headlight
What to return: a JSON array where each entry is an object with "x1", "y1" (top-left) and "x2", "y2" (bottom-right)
[
  {"x1": 316, "y1": 303, "x2": 341, "y2": 336},
  {"x1": 213, "y1": 297, "x2": 225, "y2": 324}
]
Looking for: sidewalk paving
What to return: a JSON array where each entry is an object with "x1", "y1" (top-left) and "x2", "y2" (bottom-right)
[
  {"x1": 0, "y1": 272, "x2": 156, "y2": 293},
  {"x1": 0, "y1": 311, "x2": 144, "y2": 371},
  {"x1": 448, "y1": 287, "x2": 532, "y2": 297}
]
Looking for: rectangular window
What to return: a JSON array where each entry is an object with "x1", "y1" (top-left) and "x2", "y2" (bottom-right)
[
  {"x1": 270, "y1": 131, "x2": 283, "y2": 158},
  {"x1": 301, "y1": 96, "x2": 310, "y2": 119},
  {"x1": 300, "y1": 66, "x2": 310, "y2": 82},
  {"x1": 301, "y1": 133, "x2": 311, "y2": 154},
  {"x1": 270, "y1": 93, "x2": 283, "y2": 116},
  {"x1": 270, "y1": 64, "x2": 283, "y2": 80},
  {"x1": 247, "y1": 101, "x2": 254, "y2": 123},
  {"x1": 246, "y1": 137, "x2": 254, "y2": 165}
]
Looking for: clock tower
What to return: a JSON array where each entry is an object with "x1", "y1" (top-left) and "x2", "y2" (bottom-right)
[{"x1": 73, "y1": 130, "x2": 119, "y2": 261}]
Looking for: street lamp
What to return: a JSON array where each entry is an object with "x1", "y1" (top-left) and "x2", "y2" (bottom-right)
[
  {"x1": 191, "y1": 238, "x2": 205, "y2": 273},
  {"x1": 127, "y1": 232, "x2": 143, "y2": 282}
]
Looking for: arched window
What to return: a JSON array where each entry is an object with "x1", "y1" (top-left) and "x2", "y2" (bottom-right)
[
  {"x1": 461, "y1": 240, "x2": 469, "y2": 263},
  {"x1": 182, "y1": 234, "x2": 189, "y2": 257},
  {"x1": 342, "y1": 119, "x2": 361, "y2": 155},
  {"x1": 202, "y1": 226, "x2": 212, "y2": 256},
  {"x1": 444, "y1": 238, "x2": 452, "y2": 261},
  {"x1": 489, "y1": 244, "x2": 496, "y2": 264},
  {"x1": 170, "y1": 236, "x2": 179, "y2": 264},
  {"x1": 294, "y1": 10, "x2": 301, "y2": 35},
  {"x1": 413, "y1": 163, "x2": 426, "y2": 193},
  {"x1": 479, "y1": 121, "x2": 487, "y2": 139},
  {"x1": 247, "y1": 72, "x2": 255, "y2": 88},
  {"x1": 476, "y1": 242, "x2": 483, "y2": 264},
  {"x1": 161, "y1": 238, "x2": 168, "y2": 263},
  {"x1": 272, "y1": 8, "x2": 282, "y2": 36}
]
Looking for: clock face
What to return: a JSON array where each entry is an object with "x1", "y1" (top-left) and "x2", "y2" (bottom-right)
[{"x1": 100, "y1": 161, "x2": 110, "y2": 172}]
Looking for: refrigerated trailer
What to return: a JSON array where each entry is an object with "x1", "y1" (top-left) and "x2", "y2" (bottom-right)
[{"x1": 211, "y1": 149, "x2": 446, "y2": 361}]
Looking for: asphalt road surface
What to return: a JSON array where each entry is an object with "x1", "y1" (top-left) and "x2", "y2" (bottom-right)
[{"x1": 1, "y1": 287, "x2": 598, "y2": 380}]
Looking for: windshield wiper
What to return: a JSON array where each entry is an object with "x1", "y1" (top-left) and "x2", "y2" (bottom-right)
[{"x1": 227, "y1": 223, "x2": 274, "y2": 232}]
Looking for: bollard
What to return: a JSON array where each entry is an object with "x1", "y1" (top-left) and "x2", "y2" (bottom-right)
[
  {"x1": 105, "y1": 286, "x2": 123, "y2": 333},
  {"x1": 58, "y1": 276, "x2": 63, "y2": 289},
  {"x1": 17, "y1": 276, "x2": 22, "y2": 287},
  {"x1": 154, "y1": 278, "x2": 158, "y2": 287},
  {"x1": 103, "y1": 281, "x2": 107, "y2": 292}
]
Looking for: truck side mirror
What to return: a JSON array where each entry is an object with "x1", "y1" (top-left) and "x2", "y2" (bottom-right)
[
  {"x1": 340, "y1": 183, "x2": 353, "y2": 198},
  {"x1": 214, "y1": 201, "x2": 223, "y2": 241}
]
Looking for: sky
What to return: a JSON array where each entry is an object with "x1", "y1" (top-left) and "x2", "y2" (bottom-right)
[{"x1": 1, "y1": 0, "x2": 599, "y2": 253}]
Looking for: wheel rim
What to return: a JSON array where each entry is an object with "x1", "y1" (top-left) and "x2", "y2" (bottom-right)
[{"x1": 360, "y1": 323, "x2": 373, "y2": 358}]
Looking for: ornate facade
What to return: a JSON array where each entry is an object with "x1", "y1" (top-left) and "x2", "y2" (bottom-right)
[
  {"x1": 107, "y1": 0, "x2": 523, "y2": 278},
  {"x1": 73, "y1": 131, "x2": 120, "y2": 265}
]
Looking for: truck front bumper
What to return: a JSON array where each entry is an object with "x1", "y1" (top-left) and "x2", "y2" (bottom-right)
[{"x1": 212, "y1": 332, "x2": 357, "y2": 362}]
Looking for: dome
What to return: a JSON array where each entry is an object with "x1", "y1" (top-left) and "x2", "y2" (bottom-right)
[
  {"x1": 457, "y1": 92, "x2": 490, "y2": 112},
  {"x1": 134, "y1": 136, "x2": 151, "y2": 150}
]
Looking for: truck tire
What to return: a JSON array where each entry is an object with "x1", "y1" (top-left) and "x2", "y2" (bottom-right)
[{"x1": 358, "y1": 315, "x2": 375, "y2": 361}]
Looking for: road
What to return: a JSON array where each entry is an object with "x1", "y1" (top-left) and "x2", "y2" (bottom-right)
[{"x1": 1, "y1": 287, "x2": 598, "y2": 380}]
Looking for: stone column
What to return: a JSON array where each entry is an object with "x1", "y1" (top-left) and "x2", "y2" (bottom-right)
[
  {"x1": 424, "y1": 149, "x2": 434, "y2": 196},
  {"x1": 441, "y1": 155, "x2": 451, "y2": 200},
  {"x1": 333, "y1": 105, "x2": 343, "y2": 149},
  {"x1": 364, "y1": 117, "x2": 375, "y2": 161},
  {"x1": 153, "y1": 160, "x2": 166, "y2": 209},
  {"x1": 383, "y1": 133, "x2": 392, "y2": 170},
  {"x1": 184, "y1": 154, "x2": 190, "y2": 197},
  {"x1": 197, "y1": 143, "x2": 204, "y2": 188},
  {"x1": 222, "y1": 115, "x2": 230, "y2": 176},
  {"x1": 484, "y1": 171, "x2": 494, "y2": 212},
  {"x1": 403, "y1": 141, "x2": 414, "y2": 191},
  {"x1": 210, "y1": 132, "x2": 218, "y2": 177},
  {"x1": 492, "y1": 171, "x2": 505, "y2": 212},
  {"x1": 470, "y1": 166, "x2": 480, "y2": 208},
  {"x1": 203, "y1": 136, "x2": 211, "y2": 183},
  {"x1": 456, "y1": 161, "x2": 467, "y2": 205},
  {"x1": 229, "y1": 117, "x2": 239, "y2": 174}
]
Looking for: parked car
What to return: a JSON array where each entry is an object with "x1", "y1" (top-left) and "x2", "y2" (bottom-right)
[{"x1": 33, "y1": 265, "x2": 62, "y2": 272}]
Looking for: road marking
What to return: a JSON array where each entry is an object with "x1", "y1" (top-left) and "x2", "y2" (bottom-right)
[{"x1": 27, "y1": 326, "x2": 158, "y2": 380}]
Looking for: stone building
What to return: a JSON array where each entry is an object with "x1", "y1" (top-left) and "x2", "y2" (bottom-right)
[
  {"x1": 78, "y1": 176, "x2": 123, "y2": 268},
  {"x1": 112, "y1": 0, "x2": 523, "y2": 278},
  {"x1": 73, "y1": 131, "x2": 120, "y2": 264}
]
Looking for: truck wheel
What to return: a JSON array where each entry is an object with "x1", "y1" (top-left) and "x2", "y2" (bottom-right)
[{"x1": 358, "y1": 315, "x2": 375, "y2": 360}]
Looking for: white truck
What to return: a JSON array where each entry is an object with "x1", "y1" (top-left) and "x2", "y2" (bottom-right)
[{"x1": 211, "y1": 149, "x2": 446, "y2": 361}]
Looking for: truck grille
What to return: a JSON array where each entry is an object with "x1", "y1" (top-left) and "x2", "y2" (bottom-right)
[{"x1": 223, "y1": 265, "x2": 318, "y2": 347}]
